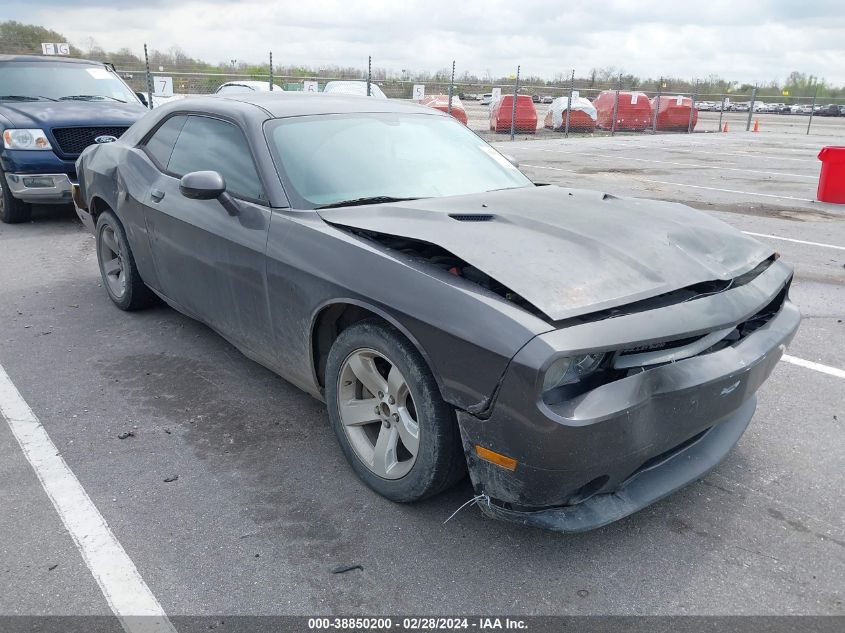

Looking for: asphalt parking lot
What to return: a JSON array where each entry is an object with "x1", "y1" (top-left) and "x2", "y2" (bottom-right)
[{"x1": 0, "y1": 130, "x2": 843, "y2": 618}]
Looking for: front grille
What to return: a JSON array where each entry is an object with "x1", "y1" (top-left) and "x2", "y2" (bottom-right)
[{"x1": 51, "y1": 126, "x2": 129, "y2": 157}]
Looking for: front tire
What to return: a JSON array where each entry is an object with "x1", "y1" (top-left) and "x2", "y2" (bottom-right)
[
  {"x1": 0, "y1": 168, "x2": 33, "y2": 224},
  {"x1": 95, "y1": 210, "x2": 156, "y2": 310},
  {"x1": 325, "y1": 320, "x2": 466, "y2": 502}
]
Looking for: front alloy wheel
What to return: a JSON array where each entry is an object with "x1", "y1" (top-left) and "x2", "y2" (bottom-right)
[
  {"x1": 337, "y1": 348, "x2": 420, "y2": 479},
  {"x1": 325, "y1": 320, "x2": 466, "y2": 502}
]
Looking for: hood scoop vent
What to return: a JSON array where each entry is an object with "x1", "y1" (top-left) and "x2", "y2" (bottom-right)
[{"x1": 449, "y1": 213, "x2": 494, "y2": 222}]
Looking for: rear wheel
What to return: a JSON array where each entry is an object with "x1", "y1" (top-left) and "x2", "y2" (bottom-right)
[
  {"x1": 0, "y1": 168, "x2": 33, "y2": 224},
  {"x1": 325, "y1": 320, "x2": 465, "y2": 502},
  {"x1": 95, "y1": 210, "x2": 157, "y2": 310}
]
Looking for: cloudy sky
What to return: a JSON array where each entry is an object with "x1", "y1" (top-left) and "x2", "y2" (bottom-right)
[{"x1": 4, "y1": 0, "x2": 844, "y2": 84}]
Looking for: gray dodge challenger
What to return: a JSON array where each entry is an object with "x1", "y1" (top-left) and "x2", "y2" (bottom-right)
[{"x1": 73, "y1": 92, "x2": 800, "y2": 532}]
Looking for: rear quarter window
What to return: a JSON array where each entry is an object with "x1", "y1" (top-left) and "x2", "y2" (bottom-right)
[{"x1": 144, "y1": 115, "x2": 187, "y2": 169}]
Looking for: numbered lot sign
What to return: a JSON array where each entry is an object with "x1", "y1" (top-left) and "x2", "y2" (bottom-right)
[
  {"x1": 631, "y1": 93, "x2": 638, "y2": 104},
  {"x1": 154, "y1": 76, "x2": 174, "y2": 97},
  {"x1": 303, "y1": 80, "x2": 318, "y2": 93},
  {"x1": 412, "y1": 85, "x2": 425, "y2": 101},
  {"x1": 491, "y1": 87, "x2": 502, "y2": 102},
  {"x1": 41, "y1": 43, "x2": 70, "y2": 55}
]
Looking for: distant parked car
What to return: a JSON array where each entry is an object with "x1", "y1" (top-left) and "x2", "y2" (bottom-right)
[
  {"x1": 490, "y1": 94, "x2": 537, "y2": 133},
  {"x1": 817, "y1": 104, "x2": 841, "y2": 117},
  {"x1": 420, "y1": 94, "x2": 468, "y2": 125},
  {"x1": 322, "y1": 81, "x2": 387, "y2": 99},
  {"x1": 215, "y1": 81, "x2": 284, "y2": 94},
  {"x1": 541, "y1": 95, "x2": 553, "y2": 104},
  {"x1": 651, "y1": 95, "x2": 698, "y2": 131},
  {"x1": 479, "y1": 93, "x2": 494, "y2": 106},
  {"x1": 531, "y1": 94, "x2": 540, "y2": 103},
  {"x1": 543, "y1": 96, "x2": 597, "y2": 132},
  {"x1": 594, "y1": 91, "x2": 652, "y2": 131}
]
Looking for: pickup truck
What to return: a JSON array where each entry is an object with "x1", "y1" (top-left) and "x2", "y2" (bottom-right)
[{"x1": 0, "y1": 54, "x2": 148, "y2": 223}]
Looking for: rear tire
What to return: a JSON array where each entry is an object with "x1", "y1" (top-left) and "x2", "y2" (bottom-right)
[
  {"x1": 326, "y1": 320, "x2": 466, "y2": 502},
  {"x1": 95, "y1": 210, "x2": 157, "y2": 310},
  {"x1": 0, "y1": 168, "x2": 33, "y2": 224}
]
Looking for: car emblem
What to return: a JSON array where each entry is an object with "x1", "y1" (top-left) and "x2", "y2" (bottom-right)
[{"x1": 94, "y1": 135, "x2": 118, "y2": 144}]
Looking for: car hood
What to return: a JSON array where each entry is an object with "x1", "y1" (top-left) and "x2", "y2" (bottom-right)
[
  {"x1": 0, "y1": 100, "x2": 147, "y2": 129},
  {"x1": 317, "y1": 185, "x2": 774, "y2": 321}
]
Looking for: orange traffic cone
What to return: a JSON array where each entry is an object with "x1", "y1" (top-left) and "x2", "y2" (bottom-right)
[
  {"x1": 753, "y1": 119, "x2": 760, "y2": 132},
  {"x1": 723, "y1": 122, "x2": 729, "y2": 132}
]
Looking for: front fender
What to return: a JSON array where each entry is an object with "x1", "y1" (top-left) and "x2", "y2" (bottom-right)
[{"x1": 265, "y1": 211, "x2": 552, "y2": 410}]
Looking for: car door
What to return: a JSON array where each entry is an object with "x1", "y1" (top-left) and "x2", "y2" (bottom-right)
[{"x1": 141, "y1": 114, "x2": 274, "y2": 357}]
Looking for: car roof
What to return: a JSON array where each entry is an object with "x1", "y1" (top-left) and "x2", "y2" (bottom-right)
[
  {"x1": 219, "y1": 80, "x2": 279, "y2": 89},
  {"x1": 0, "y1": 54, "x2": 105, "y2": 65},
  {"x1": 173, "y1": 91, "x2": 443, "y2": 118}
]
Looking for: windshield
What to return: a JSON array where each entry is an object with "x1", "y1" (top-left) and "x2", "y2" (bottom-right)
[
  {"x1": 0, "y1": 61, "x2": 138, "y2": 103},
  {"x1": 266, "y1": 112, "x2": 532, "y2": 208}
]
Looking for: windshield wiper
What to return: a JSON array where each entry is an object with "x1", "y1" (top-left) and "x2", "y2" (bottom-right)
[
  {"x1": 0, "y1": 95, "x2": 58, "y2": 101},
  {"x1": 316, "y1": 196, "x2": 420, "y2": 209},
  {"x1": 59, "y1": 95, "x2": 126, "y2": 103}
]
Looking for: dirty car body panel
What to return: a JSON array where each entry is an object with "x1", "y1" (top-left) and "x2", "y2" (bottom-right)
[{"x1": 75, "y1": 92, "x2": 799, "y2": 532}]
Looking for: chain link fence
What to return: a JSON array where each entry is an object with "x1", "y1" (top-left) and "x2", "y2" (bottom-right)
[{"x1": 3, "y1": 35, "x2": 844, "y2": 141}]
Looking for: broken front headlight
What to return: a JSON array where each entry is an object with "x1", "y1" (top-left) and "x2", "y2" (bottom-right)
[{"x1": 542, "y1": 353, "x2": 606, "y2": 393}]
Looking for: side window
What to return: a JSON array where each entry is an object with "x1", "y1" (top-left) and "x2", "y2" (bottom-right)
[
  {"x1": 167, "y1": 116, "x2": 266, "y2": 202},
  {"x1": 144, "y1": 115, "x2": 186, "y2": 169}
]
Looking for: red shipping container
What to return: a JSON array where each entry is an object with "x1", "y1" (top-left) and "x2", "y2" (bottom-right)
[
  {"x1": 420, "y1": 94, "x2": 468, "y2": 125},
  {"x1": 817, "y1": 146, "x2": 845, "y2": 203},
  {"x1": 490, "y1": 95, "x2": 538, "y2": 133},
  {"x1": 593, "y1": 91, "x2": 652, "y2": 131},
  {"x1": 651, "y1": 95, "x2": 698, "y2": 131}
]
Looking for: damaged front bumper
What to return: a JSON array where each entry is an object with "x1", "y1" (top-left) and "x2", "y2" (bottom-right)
[{"x1": 457, "y1": 259, "x2": 800, "y2": 532}]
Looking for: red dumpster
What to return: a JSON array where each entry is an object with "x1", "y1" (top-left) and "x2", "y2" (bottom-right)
[
  {"x1": 421, "y1": 94, "x2": 468, "y2": 125},
  {"x1": 490, "y1": 95, "x2": 538, "y2": 133},
  {"x1": 593, "y1": 90, "x2": 652, "y2": 131},
  {"x1": 817, "y1": 146, "x2": 845, "y2": 203},
  {"x1": 651, "y1": 95, "x2": 698, "y2": 131}
]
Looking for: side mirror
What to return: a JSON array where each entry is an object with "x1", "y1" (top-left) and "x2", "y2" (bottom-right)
[
  {"x1": 502, "y1": 153, "x2": 519, "y2": 168},
  {"x1": 179, "y1": 171, "x2": 239, "y2": 216},
  {"x1": 135, "y1": 92, "x2": 149, "y2": 107},
  {"x1": 180, "y1": 171, "x2": 226, "y2": 199}
]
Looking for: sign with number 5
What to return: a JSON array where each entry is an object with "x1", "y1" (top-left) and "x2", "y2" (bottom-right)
[
  {"x1": 154, "y1": 76, "x2": 174, "y2": 97},
  {"x1": 412, "y1": 85, "x2": 425, "y2": 101}
]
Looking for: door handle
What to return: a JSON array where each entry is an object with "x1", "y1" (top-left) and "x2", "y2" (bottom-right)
[{"x1": 151, "y1": 188, "x2": 165, "y2": 203}]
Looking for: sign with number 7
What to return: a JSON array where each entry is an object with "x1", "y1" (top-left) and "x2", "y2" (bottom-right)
[{"x1": 154, "y1": 76, "x2": 174, "y2": 98}]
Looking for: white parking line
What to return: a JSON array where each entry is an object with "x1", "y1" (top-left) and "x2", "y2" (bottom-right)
[
  {"x1": 0, "y1": 362, "x2": 176, "y2": 633},
  {"x1": 635, "y1": 179, "x2": 817, "y2": 203},
  {"x1": 520, "y1": 147, "x2": 817, "y2": 179},
  {"x1": 741, "y1": 232, "x2": 845, "y2": 251},
  {"x1": 521, "y1": 164, "x2": 817, "y2": 202},
  {"x1": 782, "y1": 355, "x2": 845, "y2": 380}
]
